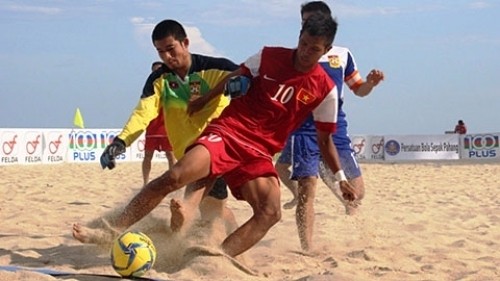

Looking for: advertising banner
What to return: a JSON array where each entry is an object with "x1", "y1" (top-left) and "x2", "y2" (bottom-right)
[
  {"x1": 0, "y1": 129, "x2": 45, "y2": 165},
  {"x1": 129, "y1": 133, "x2": 146, "y2": 162},
  {"x1": 460, "y1": 133, "x2": 500, "y2": 160},
  {"x1": 384, "y1": 134, "x2": 460, "y2": 161},
  {"x1": 3, "y1": 129, "x2": 499, "y2": 165},
  {"x1": 351, "y1": 135, "x2": 385, "y2": 161},
  {"x1": 66, "y1": 129, "x2": 130, "y2": 164},
  {"x1": 129, "y1": 133, "x2": 168, "y2": 163},
  {"x1": 42, "y1": 129, "x2": 69, "y2": 164}
]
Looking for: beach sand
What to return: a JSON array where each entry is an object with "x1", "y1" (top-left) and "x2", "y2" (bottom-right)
[{"x1": 0, "y1": 161, "x2": 499, "y2": 281}]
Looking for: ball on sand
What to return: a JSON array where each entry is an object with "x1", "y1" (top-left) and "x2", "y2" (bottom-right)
[{"x1": 110, "y1": 231, "x2": 156, "y2": 277}]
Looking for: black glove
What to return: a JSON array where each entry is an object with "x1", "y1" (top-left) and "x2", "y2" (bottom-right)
[
  {"x1": 100, "y1": 137, "x2": 126, "y2": 170},
  {"x1": 224, "y1": 75, "x2": 251, "y2": 99}
]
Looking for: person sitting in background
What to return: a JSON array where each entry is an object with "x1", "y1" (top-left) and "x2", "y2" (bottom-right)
[{"x1": 454, "y1": 120, "x2": 467, "y2": 134}]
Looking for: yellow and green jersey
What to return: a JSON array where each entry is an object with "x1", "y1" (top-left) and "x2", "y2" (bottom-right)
[{"x1": 118, "y1": 54, "x2": 238, "y2": 159}]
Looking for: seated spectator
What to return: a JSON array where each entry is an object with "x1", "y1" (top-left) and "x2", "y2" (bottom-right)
[{"x1": 454, "y1": 120, "x2": 467, "y2": 134}]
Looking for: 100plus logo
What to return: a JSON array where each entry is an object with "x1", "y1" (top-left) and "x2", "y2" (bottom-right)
[
  {"x1": 68, "y1": 130, "x2": 123, "y2": 161},
  {"x1": 464, "y1": 134, "x2": 499, "y2": 158}
]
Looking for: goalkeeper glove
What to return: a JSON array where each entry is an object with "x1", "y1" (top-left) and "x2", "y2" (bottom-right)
[
  {"x1": 224, "y1": 75, "x2": 251, "y2": 99},
  {"x1": 100, "y1": 137, "x2": 126, "y2": 170}
]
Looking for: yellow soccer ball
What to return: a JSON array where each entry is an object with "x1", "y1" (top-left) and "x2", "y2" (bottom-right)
[{"x1": 110, "y1": 231, "x2": 156, "y2": 277}]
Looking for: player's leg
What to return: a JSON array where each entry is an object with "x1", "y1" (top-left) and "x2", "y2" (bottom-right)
[
  {"x1": 192, "y1": 133, "x2": 280, "y2": 257},
  {"x1": 221, "y1": 176, "x2": 281, "y2": 257},
  {"x1": 275, "y1": 162, "x2": 298, "y2": 209},
  {"x1": 73, "y1": 144, "x2": 211, "y2": 243},
  {"x1": 142, "y1": 150, "x2": 155, "y2": 185},
  {"x1": 200, "y1": 178, "x2": 238, "y2": 235},
  {"x1": 115, "y1": 144, "x2": 211, "y2": 228},
  {"x1": 170, "y1": 177, "x2": 237, "y2": 234},
  {"x1": 161, "y1": 134, "x2": 177, "y2": 169},
  {"x1": 165, "y1": 150, "x2": 177, "y2": 169},
  {"x1": 290, "y1": 134, "x2": 321, "y2": 251},
  {"x1": 296, "y1": 176, "x2": 317, "y2": 251},
  {"x1": 275, "y1": 137, "x2": 299, "y2": 209},
  {"x1": 169, "y1": 179, "x2": 208, "y2": 233}
]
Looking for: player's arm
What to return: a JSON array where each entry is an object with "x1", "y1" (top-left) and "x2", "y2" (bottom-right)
[
  {"x1": 117, "y1": 95, "x2": 161, "y2": 145},
  {"x1": 101, "y1": 87, "x2": 161, "y2": 169},
  {"x1": 313, "y1": 83, "x2": 357, "y2": 201},
  {"x1": 187, "y1": 49, "x2": 263, "y2": 116},
  {"x1": 116, "y1": 69, "x2": 164, "y2": 146},
  {"x1": 316, "y1": 129, "x2": 357, "y2": 202},
  {"x1": 352, "y1": 69, "x2": 385, "y2": 97},
  {"x1": 187, "y1": 68, "x2": 244, "y2": 116}
]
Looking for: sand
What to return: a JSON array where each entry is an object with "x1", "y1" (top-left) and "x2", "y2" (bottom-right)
[{"x1": 0, "y1": 161, "x2": 499, "y2": 281}]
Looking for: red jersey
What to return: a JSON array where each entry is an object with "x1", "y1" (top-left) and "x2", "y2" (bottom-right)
[
  {"x1": 204, "y1": 47, "x2": 338, "y2": 156},
  {"x1": 454, "y1": 124, "x2": 467, "y2": 134}
]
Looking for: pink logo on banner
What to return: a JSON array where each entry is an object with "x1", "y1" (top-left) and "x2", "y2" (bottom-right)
[
  {"x1": 49, "y1": 135, "x2": 63, "y2": 154},
  {"x1": 372, "y1": 139, "x2": 384, "y2": 154},
  {"x1": 26, "y1": 135, "x2": 41, "y2": 155},
  {"x1": 2, "y1": 134, "x2": 17, "y2": 155},
  {"x1": 353, "y1": 138, "x2": 365, "y2": 155}
]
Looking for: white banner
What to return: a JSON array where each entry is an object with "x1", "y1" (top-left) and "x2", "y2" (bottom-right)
[
  {"x1": 42, "y1": 129, "x2": 69, "y2": 164},
  {"x1": 3, "y1": 129, "x2": 499, "y2": 165},
  {"x1": 0, "y1": 129, "x2": 46, "y2": 165},
  {"x1": 384, "y1": 134, "x2": 460, "y2": 161},
  {"x1": 66, "y1": 129, "x2": 130, "y2": 164},
  {"x1": 127, "y1": 133, "x2": 168, "y2": 162},
  {"x1": 351, "y1": 135, "x2": 385, "y2": 161}
]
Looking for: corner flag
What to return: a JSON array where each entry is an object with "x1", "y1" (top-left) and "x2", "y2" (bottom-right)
[{"x1": 73, "y1": 107, "x2": 85, "y2": 129}]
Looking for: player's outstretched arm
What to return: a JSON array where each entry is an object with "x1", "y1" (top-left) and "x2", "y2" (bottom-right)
[
  {"x1": 187, "y1": 68, "x2": 243, "y2": 116},
  {"x1": 354, "y1": 69, "x2": 385, "y2": 97}
]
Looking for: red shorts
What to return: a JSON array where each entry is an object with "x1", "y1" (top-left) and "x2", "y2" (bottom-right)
[
  {"x1": 144, "y1": 136, "x2": 172, "y2": 152},
  {"x1": 191, "y1": 132, "x2": 277, "y2": 200}
]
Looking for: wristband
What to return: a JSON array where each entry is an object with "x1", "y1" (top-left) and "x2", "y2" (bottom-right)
[{"x1": 334, "y1": 170, "x2": 347, "y2": 182}]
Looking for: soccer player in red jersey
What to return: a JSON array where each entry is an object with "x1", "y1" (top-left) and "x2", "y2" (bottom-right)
[{"x1": 74, "y1": 14, "x2": 358, "y2": 258}]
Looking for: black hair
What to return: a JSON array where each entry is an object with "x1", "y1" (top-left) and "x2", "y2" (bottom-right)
[
  {"x1": 151, "y1": 19, "x2": 187, "y2": 43},
  {"x1": 301, "y1": 1, "x2": 332, "y2": 17},
  {"x1": 300, "y1": 13, "x2": 337, "y2": 46},
  {"x1": 151, "y1": 61, "x2": 163, "y2": 68}
]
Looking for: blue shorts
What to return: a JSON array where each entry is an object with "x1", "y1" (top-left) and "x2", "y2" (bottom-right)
[
  {"x1": 277, "y1": 138, "x2": 292, "y2": 164},
  {"x1": 278, "y1": 134, "x2": 362, "y2": 181},
  {"x1": 278, "y1": 134, "x2": 320, "y2": 180}
]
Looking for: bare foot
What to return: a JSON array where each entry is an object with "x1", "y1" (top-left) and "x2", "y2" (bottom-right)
[
  {"x1": 283, "y1": 198, "x2": 298, "y2": 210},
  {"x1": 169, "y1": 198, "x2": 186, "y2": 232},
  {"x1": 72, "y1": 222, "x2": 119, "y2": 244}
]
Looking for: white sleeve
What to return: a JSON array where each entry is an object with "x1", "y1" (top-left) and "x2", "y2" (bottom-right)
[
  {"x1": 243, "y1": 49, "x2": 263, "y2": 78},
  {"x1": 312, "y1": 85, "x2": 338, "y2": 125}
]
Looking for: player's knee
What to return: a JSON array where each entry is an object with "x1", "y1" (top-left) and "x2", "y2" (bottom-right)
[
  {"x1": 255, "y1": 205, "x2": 281, "y2": 227},
  {"x1": 152, "y1": 169, "x2": 184, "y2": 192}
]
